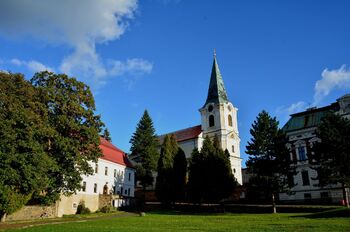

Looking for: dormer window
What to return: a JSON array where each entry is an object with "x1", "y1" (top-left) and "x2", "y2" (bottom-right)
[{"x1": 209, "y1": 115, "x2": 215, "y2": 127}]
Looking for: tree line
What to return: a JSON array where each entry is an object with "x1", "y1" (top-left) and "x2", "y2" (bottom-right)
[
  {"x1": 129, "y1": 110, "x2": 237, "y2": 206},
  {"x1": 130, "y1": 109, "x2": 350, "y2": 211}
]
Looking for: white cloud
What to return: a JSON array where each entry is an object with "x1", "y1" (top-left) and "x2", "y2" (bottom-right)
[
  {"x1": 286, "y1": 101, "x2": 308, "y2": 115},
  {"x1": 109, "y1": 58, "x2": 153, "y2": 76},
  {"x1": 276, "y1": 101, "x2": 308, "y2": 122},
  {"x1": 277, "y1": 65, "x2": 350, "y2": 121},
  {"x1": 10, "y1": 58, "x2": 54, "y2": 73},
  {"x1": 0, "y1": 0, "x2": 152, "y2": 88},
  {"x1": 313, "y1": 65, "x2": 350, "y2": 105}
]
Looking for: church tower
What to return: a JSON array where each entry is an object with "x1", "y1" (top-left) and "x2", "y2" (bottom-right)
[{"x1": 199, "y1": 53, "x2": 242, "y2": 185}]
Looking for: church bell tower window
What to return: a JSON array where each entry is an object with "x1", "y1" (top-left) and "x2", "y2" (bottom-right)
[
  {"x1": 228, "y1": 114, "x2": 233, "y2": 127},
  {"x1": 209, "y1": 115, "x2": 215, "y2": 127}
]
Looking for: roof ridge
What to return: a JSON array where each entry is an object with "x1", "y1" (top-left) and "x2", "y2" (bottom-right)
[{"x1": 159, "y1": 124, "x2": 201, "y2": 137}]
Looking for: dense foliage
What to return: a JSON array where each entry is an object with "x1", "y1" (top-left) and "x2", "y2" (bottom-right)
[
  {"x1": 246, "y1": 110, "x2": 295, "y2": 213},
  {"x1": 129, "y1": 110, "x2": 159, "y2": 189},
  {"x1": 172, "y1": 146, "x2": 187, "y2": 202},
  {"x1": 0, "y1": 73, "x2": 52, "y2": 221},
  {"x1": 311, "y1": 113, "x2": 350, "y2": 207},
  {"x1": 155, "y1": 134, "x2": 187, "y2": 205},
  {"x1": 188, "y1": 136, "x2": 237, "y2": 203},
  {"x1": 30, "y1": 71, "x2": 103, "y2": 204},
  {"x1": 0, "y1": 71, "x2": 104, "y2": 221}
]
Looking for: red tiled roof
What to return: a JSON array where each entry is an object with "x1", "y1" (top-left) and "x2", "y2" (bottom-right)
[
  {"x1": 159, "y1": 125, "x2": 202, "y2": 143},
  {"x1": 99, "y1": 137, "x2": 134, "y2": 168}
]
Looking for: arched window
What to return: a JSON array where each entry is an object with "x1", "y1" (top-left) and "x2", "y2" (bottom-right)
[
  {"x1": 228, "y1": 114, "x2": 233, "y2": 127},
  {"x1": 209, "y1": 115, "x2": 215, "y2": 127},
  {"x1": 232, "y1": 145, "x2": 235, "y2": 153}
]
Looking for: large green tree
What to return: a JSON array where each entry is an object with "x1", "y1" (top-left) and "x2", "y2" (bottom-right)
[
  {"x1": 129, "y1": 110, "x2": 159, "y2": 190},
  {"x1": 311, "y1": 113, "x2": 350, "y2": 207},
  {"x1": 30, "y1": 71, "x2": 104, "y2": 204},
  {"x1": 246, "y1": 110, "x2": 295, "y2": 213},
  {"x1": 188, "y1": 136, "x2": 237, "y2": 203},
  {"x1": 0, "y1": 73, "x2": 52, "y2": 222}
]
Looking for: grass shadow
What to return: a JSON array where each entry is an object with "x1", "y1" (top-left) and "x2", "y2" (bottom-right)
[{"x1": 293, "y1": 208, "x2": 350, "y2": 219}]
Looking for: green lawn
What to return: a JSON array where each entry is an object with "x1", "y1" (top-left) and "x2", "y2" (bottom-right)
[{"x1": 4, "y1": 209, "x2": 350, "y2": 232}]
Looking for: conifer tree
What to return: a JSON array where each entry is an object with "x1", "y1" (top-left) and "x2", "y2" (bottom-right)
[
  {"x1": 246, "y1": 110, "x2": 295, "y2": 213},
  {"x1": 188, "y1": 136, "x2": 237, "y2": 203},
  {"x1": 102, "y1": 128, "x2": 112, "y2": 142},
  {"x1": 173, "y1": 147, "x2": 187, "y2": 202},
  {"x1": 130, "y1": 110, "x2": 159, "y2": 190},
  {"x1": 311, "y1": 113, "x2": 350, "y2": 207},
  {"x1": 156, "y1": 134, "x2": 177, "y2": 205}
]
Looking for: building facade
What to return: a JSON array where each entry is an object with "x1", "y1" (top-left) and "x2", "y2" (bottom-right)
[
  {"x1": 158, "y1": 54, "x2": 242, "y2": 184},
  {"x1": 57, "y1": 137, "x2": 135, "y2": 216},
  {"x1": 279, "y1": 94, "x2": 350, "y2": 204}
]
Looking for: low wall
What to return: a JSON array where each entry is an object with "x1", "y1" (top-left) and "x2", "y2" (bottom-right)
[
  {"x1": 7, "y1": 205, "x2": 57, "y2": 221},
  {"x1": 57, "y1": 194, "x2": 99, "y2": 217}
]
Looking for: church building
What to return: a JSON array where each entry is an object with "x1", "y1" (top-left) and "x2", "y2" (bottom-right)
[{"x1": 159, "y1": 54, "x2": 242, "y2": 185}]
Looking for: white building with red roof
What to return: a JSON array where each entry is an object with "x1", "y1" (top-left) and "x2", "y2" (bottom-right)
[{"x1": 56, "y1": 137, "x2": 135, "y2": 216}]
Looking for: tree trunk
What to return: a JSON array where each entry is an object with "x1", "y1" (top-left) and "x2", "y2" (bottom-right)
[
  {"x1": 0, "y1": 212, "x2": 6, "y2": 223},
  {"x1": 272, "y1": 193, "x2": 277, "y2": 214},
  {"x1": 342, "y1": 183, "x2": 349, "y2": 208}
]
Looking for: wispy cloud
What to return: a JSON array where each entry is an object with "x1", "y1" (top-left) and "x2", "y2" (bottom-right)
[
  {"x1": 0, "y1": 0, "x2": 152, "y2": 89},
  {"x1": 10, "y1": 58, "x2": 55, "y2": 73}
]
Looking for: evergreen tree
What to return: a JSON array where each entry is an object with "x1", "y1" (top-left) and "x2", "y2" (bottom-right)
[
  {"x1": 188, "y1": 136, "x2": 237, "y2": 203},
  {"x1": 246, "y1": 110, "x2": 295, "y2": 213},
  {"x1": 102, "y1": 128, "x2": 112, "y2": 142},
  {"x1": 188, "y1": 148, "x2": 203, "y2": 203},
  {"x1": 155, "y1": 134, "x2": 177, "y2": 205},
  {"x1": 129, "y1": 110, "x2": 159, "y2": 190},
  {"x1": 311, "y1": 113, "x2": 350, "y2": 207},
  {"x1": 0, "y1": 73, "x2": 53, "y2": 222},
  {"x1": 173, "y1": 147, "x2": 187, "y2": 202},
  {"x1": 30, "y1": 71, "x2": 104, "y2": 204}
]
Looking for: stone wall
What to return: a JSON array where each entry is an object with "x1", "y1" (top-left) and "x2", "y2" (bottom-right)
[
  {"x1": 7, "y1": 205, "x2": 57, "y2": 221},
  {"x1": 99, "y1": 194, "x2": 112, "y2": 209}
]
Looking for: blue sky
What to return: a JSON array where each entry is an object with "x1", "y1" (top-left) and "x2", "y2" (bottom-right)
[{"x1": 1, "y1": 0, "x2": 350, "y2": 166}]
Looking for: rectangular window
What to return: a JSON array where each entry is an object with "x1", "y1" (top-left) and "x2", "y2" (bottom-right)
[
  {"x1": 298, "y1": 146, "x2": 307, "y2": 161},
  {"x1": 94, "y1": 183, "x2": 97, "y2": 193},
  {"x1": 95, "y1": 163, "x2": 98, "y2": 173},
  {"x1": 301, "y1": 171, "x2": 310, "y2": 186},
  {"x1": 82, "y1": 181, "x2": 86, "y2": 192},
  {"x1": 105, "y1": 166, "x2": 108, "y2": 176},
  {"x1": 114, "y1": 169, "x2": 117, "y2": 178},
  {"x1": 128, "y1": 173, "x2": 131, "y2": 181},
  {"x1": 128, "y1": 188, "x2": 130, "y2": 196}
]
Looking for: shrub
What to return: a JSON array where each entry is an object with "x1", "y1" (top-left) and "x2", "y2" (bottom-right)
[
  {"x1": 76, "y1": 201, "x2": 91, "y2": 214},
  {"x1": 99, "y1": 205, "x2": 116, "y2": 213}
]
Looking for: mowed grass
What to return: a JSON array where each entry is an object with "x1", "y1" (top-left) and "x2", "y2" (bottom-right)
[{"x1": 5, "y1": 208, "x2": 350, "y2": 232}]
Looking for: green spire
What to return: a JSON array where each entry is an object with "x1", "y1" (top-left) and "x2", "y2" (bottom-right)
[{"x1": 204, "y1": 52, "x2": 229, "y2": 106}]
